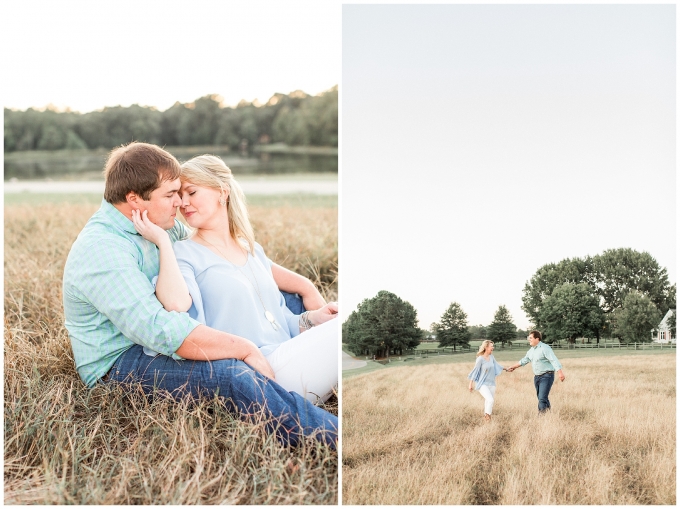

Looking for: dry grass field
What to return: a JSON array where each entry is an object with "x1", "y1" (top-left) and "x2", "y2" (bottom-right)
[
  {"x1": 5, "y1": 197, "x2": 337, "y2": 504},
  {"x1": 342, "y1": 353, "x2": 675, "y2": 505}
]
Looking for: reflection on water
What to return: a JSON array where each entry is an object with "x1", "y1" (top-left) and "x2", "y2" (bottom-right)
[{"x1": 4, "y1": 147, "x2": 338, "y2": 180}]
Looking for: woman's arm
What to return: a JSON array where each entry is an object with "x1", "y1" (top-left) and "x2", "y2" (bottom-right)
[
  {"x1": 132, "y1": 210, "x2": 192, "y2": 312},
  {"x1": 467, "y1": 357, "x2": 483, "y2": 391},
  {"x1": 271, "y1": 263, "x2": 326, "y2": 311},
  {"x1": 297, "y1": 301, "x2": 338, "y2": 333}
]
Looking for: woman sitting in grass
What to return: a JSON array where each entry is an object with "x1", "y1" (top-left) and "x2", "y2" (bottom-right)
[
  {"x1": 467, "y1": 340, "x2": 508, "y2": 421},
  {"x1": 132, "y1": 154, "x2": 338, "y2": 404}
]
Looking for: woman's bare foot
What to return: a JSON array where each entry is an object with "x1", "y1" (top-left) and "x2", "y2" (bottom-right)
[{"x1": 484, "y1": 413, "x2": 491, "y2": 422}]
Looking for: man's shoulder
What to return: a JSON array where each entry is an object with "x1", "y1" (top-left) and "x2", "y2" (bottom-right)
[
  {"x1": 66, "y1": 213, "x2": 139, "y2": 270},
  {"x1": 72, "y1": 217, "x2": 135, "y2": 251}
]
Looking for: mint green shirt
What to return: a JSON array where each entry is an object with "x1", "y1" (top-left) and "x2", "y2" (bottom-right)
[
  {"x1": 63, "y1": 200, "x2": 200, "y2": 387},
  {"x1": 519, "y1": 341, "x2": 563, "y2": 375}
]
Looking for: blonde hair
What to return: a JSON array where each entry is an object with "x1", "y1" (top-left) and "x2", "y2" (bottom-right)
[
  {"x1": 180, "y1": 155, "x2": 255, "y2": 253},
  {"x1": 476, "y1": 340, "x2": 494, "y2": 357}
]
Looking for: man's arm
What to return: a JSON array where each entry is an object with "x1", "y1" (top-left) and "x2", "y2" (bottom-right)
[
  {"x1": 176, "y1": 325, "x2": 275, "y2": 379},
  {"x1": 271, "y1": 263, "x2": 326, "y2": 310},
  {"x1": 507, "y1": 354, "x2": 531, "y2": 372},
  {"x1": 544, "y1": 346, "x2": 565, "y2": 381}
]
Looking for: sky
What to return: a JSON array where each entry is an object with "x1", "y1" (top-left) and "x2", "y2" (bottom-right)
[
  {"x1": 341, "y1": 4, "x2": 676, "y2": 329},
  {"x1": 1, "y1": 0, "x2": 339, "y2": 113}
]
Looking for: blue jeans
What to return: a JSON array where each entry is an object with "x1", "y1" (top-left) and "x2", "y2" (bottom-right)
[
  {"x1": 106, "y1": 344, "x2": 337, "y2": 449},
  {"x1": 281, "y1": 291, "x2": 306, "y2": 315},
  {"x1": 534, "y1": 371, "x2": 554, "y2": 413}
]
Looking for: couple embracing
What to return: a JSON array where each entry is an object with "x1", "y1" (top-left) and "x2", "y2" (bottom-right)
[
  {"x1": 63, "y1": 142, "x2": 338, "y2": 448},
  {"x1": 467, "y1": 331, "x2": 566, "y2": 421}
]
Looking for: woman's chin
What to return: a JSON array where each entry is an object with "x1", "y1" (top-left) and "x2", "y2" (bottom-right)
[{"x1": 181, "y1": 215, "x2": 198, "y2": 228}]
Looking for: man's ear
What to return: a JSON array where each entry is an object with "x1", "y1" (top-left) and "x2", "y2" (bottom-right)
[{"x1": 126, "y1": 191, "x2": 141, "y2": 209}]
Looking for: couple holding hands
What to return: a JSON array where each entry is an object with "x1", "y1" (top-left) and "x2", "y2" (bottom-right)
[{"x1": 467, "y1": 331, "x2": 566, "y2": 421}]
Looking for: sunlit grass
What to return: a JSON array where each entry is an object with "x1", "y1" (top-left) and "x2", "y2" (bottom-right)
[{"x1": 342, "y1": 353, "x2": 675, "y2": 505}]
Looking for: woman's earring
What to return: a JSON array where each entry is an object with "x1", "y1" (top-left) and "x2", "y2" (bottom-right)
[{"x1": 219, "y1": 197, "x2": 227, "y2": 206}]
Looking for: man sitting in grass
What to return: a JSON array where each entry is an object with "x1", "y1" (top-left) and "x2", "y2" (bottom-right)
[
  {"x1": 507, "y1": 330, "x2": 566, "y2": 414},
  {"x1": 62, "y1": 142, "x2": 337, "y2": 449}
]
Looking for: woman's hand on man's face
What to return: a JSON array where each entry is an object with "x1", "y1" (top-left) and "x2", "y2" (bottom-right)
[
  {"x1": 132, "y1": 209, "x2": 170, "y2": 247},
  {"x1": 309, "y1": 301, "x2": 338, "y2": 326}
]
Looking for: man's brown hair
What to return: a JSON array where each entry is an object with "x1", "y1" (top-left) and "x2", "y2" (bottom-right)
[
  {"x1": 529, "y1": 330, "x2": 542, "y2": 341},
  {"x1": 103, "y1": 142, "x2": 181, "y2": 203}
]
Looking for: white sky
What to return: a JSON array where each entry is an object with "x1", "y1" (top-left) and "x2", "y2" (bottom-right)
[
  {"x1": 1, "y1": 0, "x2": 339, "y2": 112},
  {"x1": 341, "y1": 4, "x2": 676, "y2": 329}
]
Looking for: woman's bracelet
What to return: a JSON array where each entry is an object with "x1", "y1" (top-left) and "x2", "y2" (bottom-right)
[{"x1": 299, "y1": 311, "x2": 314, "y2": 331}]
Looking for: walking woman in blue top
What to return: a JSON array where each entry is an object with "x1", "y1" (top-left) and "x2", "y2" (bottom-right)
[{"x1": 467, "y1": 340, "x2": 509, "y2": 422}]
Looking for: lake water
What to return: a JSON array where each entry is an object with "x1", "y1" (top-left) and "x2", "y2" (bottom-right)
[
  {"x1": 4, "y1": 147, "x2": 337, "y2": 180},
  {"x1": 4, "y1": 176, "x2": 337, "y2": 195}
]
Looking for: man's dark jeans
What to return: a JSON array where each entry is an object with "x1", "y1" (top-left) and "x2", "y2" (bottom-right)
[
  {"x1": 281, "y1": 291, "x2": 305, "y2": 315},
  {"x1": 106, "y1": 291, "x2": 333, "y2": 447},
  {"x1": 107, "y1": 344, "x2": 337, "y2": 449},
  {"x1": 534, "y1": 371, "x2": 555, "y2": 413}
]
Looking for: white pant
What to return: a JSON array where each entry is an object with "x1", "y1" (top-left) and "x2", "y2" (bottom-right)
[
  {"x1": 265, "y1": 318, "x2": 338, "y2": 404},
  {"x1": 479, "y1": 385, "x2": 496, "y2": 415}
]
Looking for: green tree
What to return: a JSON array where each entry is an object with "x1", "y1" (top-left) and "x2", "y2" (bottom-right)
[
  {"x1": 667, "y1": 284, "x2": 676, "y2": 311},
  {"x1": 468, "y1": 324, "x2": 487, "y2": 340},
  {"x1": 539, "y1": 283, "x2": 604, "y2": 344},
  {"x1": 593, "y1": 248, "x2": 671, "y2": 314},
  {"x1": 615, "y1": 292, "x2": 662, "y2": 344},
  {"x1": 433, "y1": 302, "x2": 471, "y2": 351},
  {"x1": 64, "y1": 129, "x2": 88, "y2": 150},
  {"x1": 521, "y1": 257, "x2": 595, "y2": 328},
  {"x1": 522, "y1": 249, "x2": 672, "y2": 342},
  {"x1": 342, "y1": 291, "x2": 421, "y2": 358},
  {"x1": 37, "y1": 124, "x2": 66, "y2": 150},
  {"x1": 487, "y1": 305, "x2": 516, "y2": 346},
  {"x1": 667, "y1": 310, "x2": 677, "y2": 338}
]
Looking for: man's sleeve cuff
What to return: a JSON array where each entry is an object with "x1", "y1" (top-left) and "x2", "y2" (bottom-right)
[{"x1": 161, "y1": 313, "x2": 202, "y2": 359}]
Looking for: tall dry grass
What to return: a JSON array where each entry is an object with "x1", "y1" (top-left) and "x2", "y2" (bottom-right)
[
  {"x1": 5, "y1": 200, "x2": 337, "y2": 504},
  {"x1": 342, "y1": 354, "x2": 675, "y2": 505}
]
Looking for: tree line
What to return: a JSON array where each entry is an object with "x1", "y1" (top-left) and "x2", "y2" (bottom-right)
[
  {"x1": 342, "y1": 291, "x2": 522, "y2": 358},
  {"x1": 434, "y1": 304, "x2": 525, "y2": 350},
  {"x1": 4, "y1": 87, "x2": 338, "y2": 153},
  {"x1": 522, "y1": 248, "x2": 675, "y2": 344},
  {"x1": 343, "y1": 248, "x2": 675, "y2": 357}
]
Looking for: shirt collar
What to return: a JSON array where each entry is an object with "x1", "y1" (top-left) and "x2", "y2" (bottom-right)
[{"x1": 99, "y1": 199, "x2": 140, "y2": 235}]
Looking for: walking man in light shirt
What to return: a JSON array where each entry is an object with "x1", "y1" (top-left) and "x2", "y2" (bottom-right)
[{"x1": 507, "y1": 330, "x2": 566, "y2": 414}]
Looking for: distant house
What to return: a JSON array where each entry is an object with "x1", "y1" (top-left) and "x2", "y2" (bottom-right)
[{"x1": 652, "y1": 309, "x2": 676, "y2": 343}]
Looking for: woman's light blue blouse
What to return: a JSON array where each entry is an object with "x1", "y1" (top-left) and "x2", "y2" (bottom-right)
[
  {"x1": 173, "y1": 239, "x2": 300, "y2": 356},
  {"x1": 467, "y1": 355, "x2": 504, "y2": 390}
]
